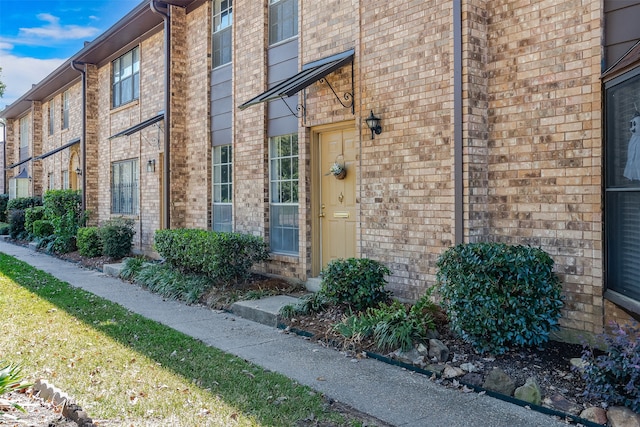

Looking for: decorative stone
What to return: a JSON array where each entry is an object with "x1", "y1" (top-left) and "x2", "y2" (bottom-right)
[
  {"x1": 460, "y1": 362, "x2": 478, "y2": 372},
  {"x1": 569, "y1": 357, "x2": 588, "y2": 372},
  {"x1": 416, "y1": 343, "x2": 429, "y2": 355},
  {"x1": 514, "y1": 377, "x2": 541, "y2": 406},
  {"x1": 579, "y1": 407, "x2": 608, "y2": 425},
  {"x1": 483, "y1": 368, "x2": 516, "y2": 396},
  {"x1": 543, "y1": 393, "x2": 583, "y2": 415},
  {"x1": 428, "y1": 338, "x2": 449, "y2": 363},
  {"x1": 442, "y1": 365, "x2": 465, "y2": 379},
  {"x1": 461, "y1": 373, "x2": 483, "y2": 387},
  {"x1": 393, "y1": 348, "x2": 425, "y2": 366},
  {"x1": 607, "y1": 406, "x2": 640, "y2": 427}
]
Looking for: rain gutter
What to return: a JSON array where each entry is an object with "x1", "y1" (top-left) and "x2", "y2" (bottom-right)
[{"x1": 70, "y1": 60, "x2": 87, "y2": 213}]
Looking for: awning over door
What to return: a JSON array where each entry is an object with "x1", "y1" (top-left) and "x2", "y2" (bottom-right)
[
  {"x1": 239, "y1": 49, "x2": 354, "y2": 110},
  {"x1": 35, "y1": 138, "x2": 80, "y2": 160},
  {"x1": 109, "y1": 112, "x2": 164, "y2": 139}
]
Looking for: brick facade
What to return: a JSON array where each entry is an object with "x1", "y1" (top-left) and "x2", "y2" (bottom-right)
[{"x1": 3, "y1": 0, "x2": 639, "y2": 340}]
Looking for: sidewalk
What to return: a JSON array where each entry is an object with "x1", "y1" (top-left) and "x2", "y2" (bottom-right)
[{"x1": 0, "y1": 239, "x2": 568, "y2": 427}]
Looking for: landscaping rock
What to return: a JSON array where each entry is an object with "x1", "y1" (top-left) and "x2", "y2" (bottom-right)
[
  {"x1": 514, "y1": 377, "x2": 541, "y2": 406},
  {"x1": 579, "y1": 407, "x2": 608, "y2": 425},
  {"x1": 461, "y1": 373, "x2": 483, "y2": 388},
  {"x1": 460, "y1": 362, "x2": 478, "y2": 373},
  {"x1": 569, "y1": 357, "x2": 588, "y2": 372},
  {"x1": 442, "y1": 365, "x2": 465, "y2": 379},
  {"x1": 393, "y1": 348, "x2": 425, "y2": 366},
  {"x1": 428, "y1": 338, "x2": 449, "y2": 363},
  {"x1": 483, "y1": 367, "x2": 516, "y2": 396},
  {"x1": 607, "y1": 406, "x2": 640, "y2": 427},
  {"x1": 543, "y1": 393, "x2": 583, "y2": 415}
]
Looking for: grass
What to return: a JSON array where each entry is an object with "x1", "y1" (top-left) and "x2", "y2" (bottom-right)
[{"x1": 0, "y1": 253, "x2": 360, "y2": 426}]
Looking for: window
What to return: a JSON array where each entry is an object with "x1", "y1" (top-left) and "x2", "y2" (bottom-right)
[
  {"x1": 213, "y1": 0, "x2": 232, "y2": 67},
  {"x1": 269, "y1": 134, "x2": 298, "y2": 254},
  {"x1": 111, "y1": 159, "x2": 139, "y2": 215},
  {"x1": 269, "y1": 0, "x2": 298, "y2": 45},
  {"x1": 605, "y1": 68, "x2": 640, "y2": 302},
  {"x1": 48, "y1": 173, "x2": 55, "y2": 190},
  {"x1": 49, "y1": 99, "x2": 55, "y2": 135},
  {"x1": 62, "y1": 91, "x2": 69, "y2": 130},
  {"x1": 19, "y1": 116, "x2": 29, "y2": 158},
  {"x1": 112, "y1": 47, "x2": 140, "y2": 108},
  {"x1": 62, "y1": 170, "x2": 69, "y2": 190},
  {"x1": 212, "y1": 145, "x2": 232, "y2": 232}
]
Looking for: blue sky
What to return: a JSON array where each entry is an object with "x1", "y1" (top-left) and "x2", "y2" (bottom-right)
[{"x1": 0, "y1": 0, "x2": 141, "y2": 109}]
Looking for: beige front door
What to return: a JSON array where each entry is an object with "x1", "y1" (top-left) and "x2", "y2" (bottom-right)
[{"x1": 320, "y1": 128, "x2": 357, "y2": 269}]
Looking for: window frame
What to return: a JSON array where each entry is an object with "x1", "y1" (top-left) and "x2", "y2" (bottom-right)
[
  {"x1": 19, "y1": 116, "x2": 29, "y2": 158},
  {"x1": 112, "y1": 47, "x2": 140, "y2": 108},
  {"x1": 269, "y1": 133, "x2": 299, "y2": 255},
  {"x1": 62, "y1": 170, "x2": 70, "y2": 190},
  {"x1": 48, "y1": 99, "x2": 55, "y2": 135},
  {"x1": 212, "y1": 144, "x2": 233, "y2": 232},
  {"x1": 269, "y1": 0, "x2": 298, "y2": 46},
  {"x1": 110, "y1": 159, "x2": 139, "y2": 215},
  {"x1": 62, "y1": 90, "x2": 70, "y2": 130},
  {"x1": 212, "y1": 0, "x2": 233, "y2": 68}
]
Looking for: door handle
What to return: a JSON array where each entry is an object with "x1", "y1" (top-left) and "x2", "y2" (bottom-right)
[{"x1": 319, "y1": 204, "x2": 325, "y2": 218}]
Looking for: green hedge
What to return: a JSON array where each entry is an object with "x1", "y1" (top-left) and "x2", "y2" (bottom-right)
[
  {"x1": 32, "y1": 220, "x2": 54, "y2": 238},
  {"x1": 437, "y1": 242, "x2": 564, "y2": 355},
  {"x1": 154, "y1": 229, "x2": 269, "y2": 285},
  {"x1": 77, "y1": 227, "x2": 103, "y2": 258},
  {"x1": 24, "y1": 206, "x2": 46, "y2": 235},
  {"x1": 98, "y1": 218, "x2": 135, "y2": 258}
]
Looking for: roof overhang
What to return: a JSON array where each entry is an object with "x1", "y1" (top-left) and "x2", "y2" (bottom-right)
[
  {"x1": 109, "y1": 112, "x2": 164, "y2": 139},
  {"x1": 239, "y1": 49, "x2": 355, "y2": 110},
  {"x1": 34, "y1": 138, "x2": 81, "y2": 161},
  {"x1": 6, "y1": 157, "x2": 32, "y2": 170}
]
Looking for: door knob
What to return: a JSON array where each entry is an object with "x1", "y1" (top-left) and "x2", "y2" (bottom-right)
[{"x1": 319, "y1": 204, "x2": 325, "y2": 218}]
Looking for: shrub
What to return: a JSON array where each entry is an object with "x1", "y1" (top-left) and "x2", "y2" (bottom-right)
[
  {"x1": 119, "y1": 256, "x2": 148, "y2": 281},
  {"x1": 580, "y1": 322, "x2": 640, "y2": 413},
  {"x1": 24, "y1": 206, "x2": 46, "y2": 235},
  {"x1": 8, "y1": 209, "x2": 26, "y2": 239},
  {"x1": 32, "y1": 220, "x2": 54, "y2": 238},
  {"x1": 43, "y1": 190, "x2": 85, "y2": 254},
  {"x1": 98, "y1": 218, "x2": 135, "y2": 258},
  {"x1": 0, "y1": 223, "x2": 10, "y2": 235},
  {"x1": 437, "y1": 242, "x2": 564, "y2": 354},
  {"x1": 7, "y1": 196, "x2": 42, "y2": 211},
  {"x1": 334, "y1": 288, "x2": 438, "y2": 352},
  {"x1": 77, "y1": 227, "x2": 103, "y2": 258},
  {"x1": 319, "y1": 258, "x2": 391, "y2": 311},
  {"x1": 135, "y1": 263, "x2": 212, "y2": 304},
  {"x1": 0, "y1": 194, "x2": 9, "y2": 222},
  {"x1": 154, "y1": 229, "x2": 269, "y2": 285}
]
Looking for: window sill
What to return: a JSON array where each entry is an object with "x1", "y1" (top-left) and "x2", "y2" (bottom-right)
[
  {"x1": 604, "y1": 289, "x2": 640, "y2": 316},
  {"x1": 110, "y1": 99, "x2": 139, "y2": 114},
  {"x1": 269, "y1": 252, "x2": 299, "y2": 263}
]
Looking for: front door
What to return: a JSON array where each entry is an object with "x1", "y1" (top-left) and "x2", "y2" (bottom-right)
[{"x1": 320, "y1": 128, "x2": 357, "y2": 269}]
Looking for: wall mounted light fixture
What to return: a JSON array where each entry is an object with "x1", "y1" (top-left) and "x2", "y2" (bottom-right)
[
  {"x1": 365, "y1": 110, "x2": 382, "y2": 139},
  {"x1": 147, "y1": 159, "x2": 156, "y2": 173},
  {"x1": 75, "y1": 167, "x2": 82, "y2": 176}
]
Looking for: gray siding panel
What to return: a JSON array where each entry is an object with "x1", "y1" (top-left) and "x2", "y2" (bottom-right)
[
  {"x1": 211, "y1": 64, "x2": 232, "y2": 146},
  {"x1": 268, "y1": 38, "x2": 298, "y2": 136}
]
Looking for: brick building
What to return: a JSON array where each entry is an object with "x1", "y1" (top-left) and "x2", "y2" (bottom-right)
[{"x1": 1, "y1": 0, "x2": 639, "y2": 342}]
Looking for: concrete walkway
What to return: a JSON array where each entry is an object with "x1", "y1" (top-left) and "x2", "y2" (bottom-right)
[{"x1": 0, "y1": 239, "x2": 568, "y2": 427}]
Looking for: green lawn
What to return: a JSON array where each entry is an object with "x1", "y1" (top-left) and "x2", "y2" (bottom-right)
[{"x1": 0, "y1": 253, "x2": 359, "y2": 426}]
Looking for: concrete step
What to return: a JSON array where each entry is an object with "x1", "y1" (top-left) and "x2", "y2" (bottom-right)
[
  {"x1": 103, "y1": 263, "x2": 123, "y2": 277},
  {"x1": 305, "y1": 277, "x2": 322, "y2": 292},
  {"x1": 230, "y1": 295, "x2": 302, "y2": 327}
]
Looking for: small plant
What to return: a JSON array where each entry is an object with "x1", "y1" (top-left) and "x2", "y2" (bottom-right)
[
  {"x1": 98, "y1": 218, "x2": 135, "y2": 258},
  {"x1": 24, "y1": 206, "x2": 46, "y2": 236},
  {"x1": 319, "y1": 258, "x2": 391, "y2": 311},
  {"x1": 135, "y1": 263, "x2": 212, "y2": 304},
  {"x1": 31, "y1": 220, "x2": 54, "y2": 238},
  {"x1": 580, "y1": 322, "x2": 640, "y2": 413},
  {"x1": 437, "y1": 242, "x2": 563, "y2": 355},
  {"x1": 77, "y1": 227, "x2": 103, "y2": 258},
  {"x1": 119, "y1": 256, "x2": 148, "y2": 281},
  {"x1": 279, "y1": 293, "x2": 330, "y2": 318},
  {"x1": 8, "y1": 209, "x2": 26, "y2": 239},
  {"x1": 328, "y1": 162, "x2": 346, "y2": 179},
  {"x1": 0, "y1": 361, "x2": 31, "y2": 413}
]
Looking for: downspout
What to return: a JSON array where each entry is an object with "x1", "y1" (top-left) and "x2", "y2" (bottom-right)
[
  {"x1": 70, "y1": 60, "x2": 87, "y2": 213},
  {"x1": 453, "y1": 0, "x2": 463, "y2": 244},
  {"x1": 151, "y1": 0, "x2": 171, "y2": 229}
]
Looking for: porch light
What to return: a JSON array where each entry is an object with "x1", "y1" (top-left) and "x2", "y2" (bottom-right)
[
  {"x1": 147, "y1": 159, "x2": 156, "y2": 173},
  {"x1": 365, "y1": 110, "x2": 382, "y2": 139}
]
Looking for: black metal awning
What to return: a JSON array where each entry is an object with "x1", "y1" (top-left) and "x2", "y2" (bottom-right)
[
  {"x1": 35, "y1": 138, "x2": 80, "y2": 160},
  {"x1": 6, "y1": 157, "x2": 32, "y2": 170},
  {"x1": 109, "y1": 112, "x2": 164, "y2": 139},
  {"x1": 239, "y1": 49, "x2": 354, "y2": 110}
]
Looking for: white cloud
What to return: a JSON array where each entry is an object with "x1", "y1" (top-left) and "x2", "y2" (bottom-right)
[
  {"x1": 17, "y1": 13, "x2": 99, "y2": 42},
  {"x1": 0, "y1": 51, "x2": 66, "y2": 109}
]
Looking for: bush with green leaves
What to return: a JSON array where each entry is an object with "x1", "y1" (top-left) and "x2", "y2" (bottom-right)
[
  {"x1": 154, "y1": 229, "x2": 269, "y2": 286},
  {"x1": 8, "y1": 209, "x2": 26, "y2": 239},
  {"x1": 119, "y1": 256, "x2": 148, "y2": 281},
  {"x1": 0, "y1": 223, "x2": 10, "y2": 236},
  {"x1": 6, "y1": 196, "x2": 42, "y2": 212},
  {"x1": 319, "y1": 258, "x2": 391, "y2": 311},
  {"x1": 32, "y1": 220, "x2": 54, "y2": 238},
  {"x1": 24, "y1": 206, "x2": 46, "y2": 235},
  {"x1": 77, "y1": 227, "x2": 103, "y2": 258},
  {"x1": 334, "y1": 288, "x2": 438, "y2": 352},
  {"x1": 135, "y1": 262, "x2": 212, "y2": 304},
  {"x1": 580, "y1": 322, "x2": 640, "y2": 413},
  {"x1": 98, "y1": 218, "x2": 135, "y2": 258},
  {"x1": 0, "y1": 194, "x2": 9, "y2": 222},
  {"x1": 437, "y1": 242, "x2": 563, "y2": 355},
  {"x1": 42, "y1": 190, "x2": 85, "y2": 254}
]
